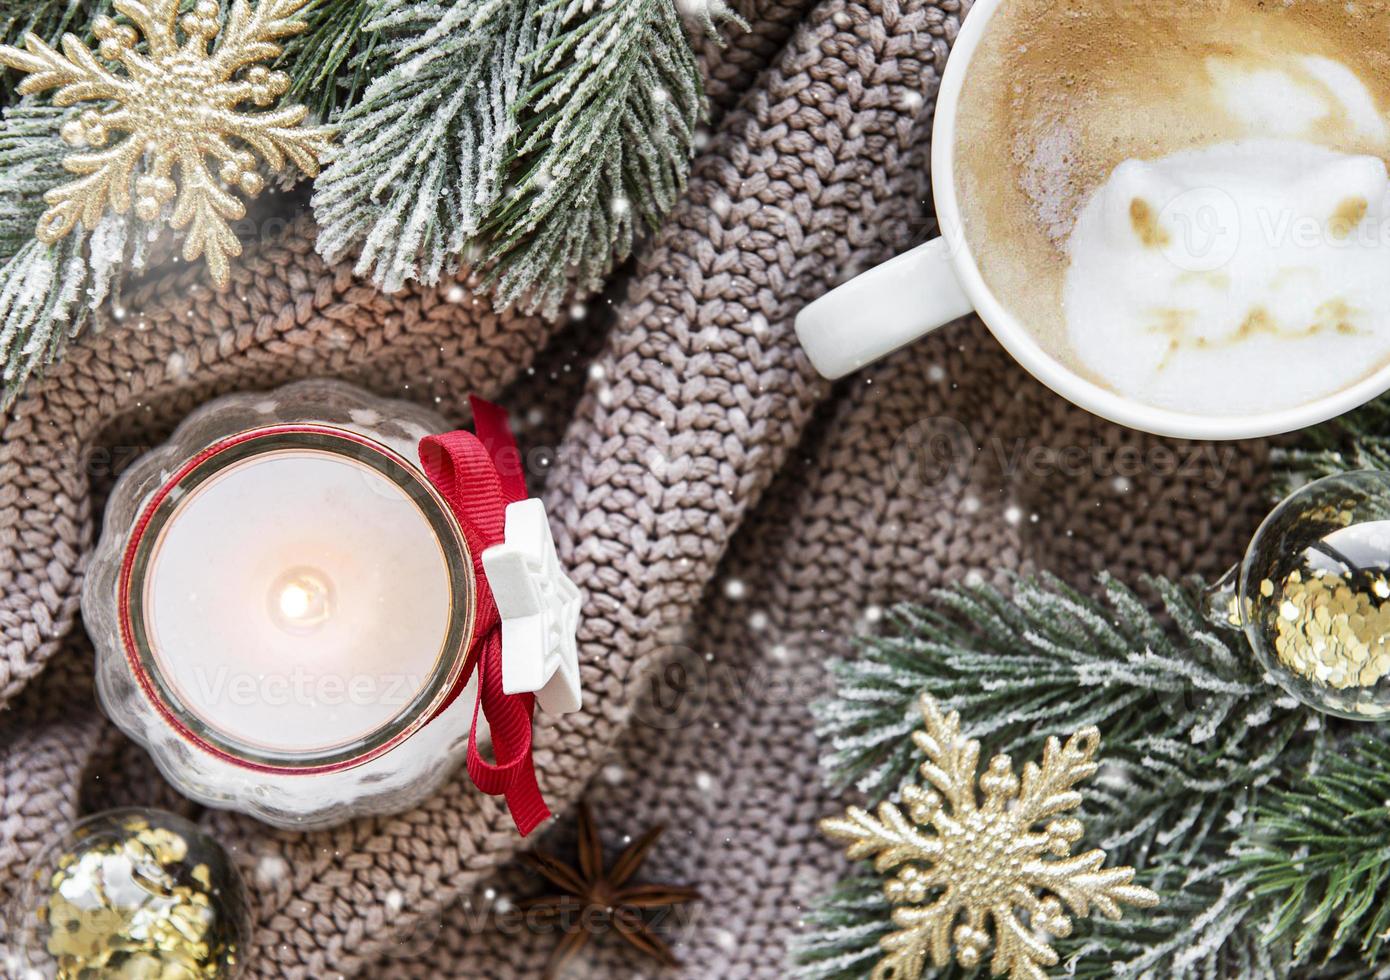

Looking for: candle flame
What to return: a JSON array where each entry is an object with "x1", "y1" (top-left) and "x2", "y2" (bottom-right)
[
  {"x1": 267, "y1": 567, "x2": 335, "y2": 635},
  {"x1": 279, "y1": 582, "x2": 314, "y2": 621}
]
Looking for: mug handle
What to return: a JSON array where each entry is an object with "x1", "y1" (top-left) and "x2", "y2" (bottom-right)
[{"x1": 795, "y1": 237, "x2": 975, "y2": 379}]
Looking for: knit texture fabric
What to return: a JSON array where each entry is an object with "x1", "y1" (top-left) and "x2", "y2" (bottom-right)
[{"x1": 0, "y1": 0, "x2": 1274, "y2": 976}]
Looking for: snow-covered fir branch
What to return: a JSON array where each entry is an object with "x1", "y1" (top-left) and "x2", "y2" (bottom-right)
[
  {"x1": 1274, "y1": 394, "x2": 1390, "y2": 493},
  {"x1": 483, "y1": 0, "x2": 703, "y2": 312},
  {"x1": 0, "y1": 0, "x2": 715, "y2": 400},
  {"x1": 0, "y1": 0, "x2": 379, "y2": 403},
  {"x1": 0, "y1": 105, "x2": 137, "y2": 400},
  {"x1": 1242, "y1": 735, "x2": 1390, "y2": 967},
  {"x1": 796, "y1": 575, "x2": 1390, "y2": 978},
  {"x1": 314, "y1": 0, "x2": 536, "y2": 294},
  {"x1": 314, "y1": 0, "x2": 707, "y2": 315}
]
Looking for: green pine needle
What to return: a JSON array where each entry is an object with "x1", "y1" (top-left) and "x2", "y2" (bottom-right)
[
  {"x1": 1242, "y1": 736, "x2": 1390, "y2": 965},
  {"x1": 1274, "y1": 395, "x2": 1390, "y2": 492},
  {"x1": 794, "y1": 575, "x2": 1390, "y2": 979},
  {"x1": 1, "y1": 1, "x2": 106, "y2": 108},
  {"x1": 313, "y1": 0, "x2": 537, "y2": 293},
  {"x1": 0, "y1": 0, "x2": 90, "y2": 41},
  {"x1": 275, "y1": 0, "x2": 385, "y2": 121},
  {"x1": 482, "y1": 0, "x2": 702, "y2": 312},
  {"x1": 315, "y1": 0, "x2": 708, "y2": 315},
  {"x1": 791, "y1": 874, "x2": 894, "y2": 980}
]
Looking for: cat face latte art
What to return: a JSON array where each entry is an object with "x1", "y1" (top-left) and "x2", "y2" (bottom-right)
[{"x1": 796, "y1": 0, "x2": 1390, "y2": 438}]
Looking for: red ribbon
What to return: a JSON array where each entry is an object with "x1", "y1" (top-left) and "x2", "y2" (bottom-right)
[{"x1": 418, "y1": 396, "x2": 550, "y2": 836}]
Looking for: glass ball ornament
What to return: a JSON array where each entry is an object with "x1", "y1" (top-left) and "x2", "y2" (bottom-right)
[
  {"x1": 1211, "y1": 470, "x2": 1390, "y2": 720},
  {"x1": 8, "y1": 808, "x2": 250, "y2": 979}
]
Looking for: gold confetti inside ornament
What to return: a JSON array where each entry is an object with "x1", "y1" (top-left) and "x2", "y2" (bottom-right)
[
  {"x1": 10, "y1": 809, "x2": 249, "y2": 978},
  {"x1": 1208, "y1": 470, "x2": 1390, "y2": 720},
  {"x1": 821, "y1": 695, "x2": 1158, "y2": 980},
  {"x1": 0, "y1": 0, "x2": 333, "y2": 287}
]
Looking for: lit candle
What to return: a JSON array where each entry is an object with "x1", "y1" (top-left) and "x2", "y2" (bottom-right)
[
  {"x1": 87, "y1": 380, "x2": 579, "y2": 833},
  {"x1": 121, "y1": 424, "x2": 472, "y2": 768},
  {"x1": 85, "y1": 382, "x2": 485, "y2": 829}
]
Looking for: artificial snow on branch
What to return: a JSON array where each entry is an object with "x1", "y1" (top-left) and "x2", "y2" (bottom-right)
[
  {"x1": 483, "y1": 0, "x2": 703, "y2": 312},
  {"x1": 1242, "y1": 735, "x2": 1390, "y2": 966},
  {"x1": 0, "y1": 103, "x2": 65, "y2": 256},
  {"x1": 313, "y1": 0, "x2": 536, "y2": 295},
  {"x1": 0, "y1": 0, "x2": 716, "y2": 403},
  {"x1": 314, "y1": 0, "x2": 707, "y2": 314},
  {"x1": 795, "y1": 575, "x2": 1390, "y2": 979},
  {"x1": 0, "y1": 103, "x2": 143, "y2": 399},
  {"x1": 0, "y1": 214, "x2": 142, "y2": 400},
  {"x1": 1274, "y1": 394, "x2": 1390, "y2": 491}
]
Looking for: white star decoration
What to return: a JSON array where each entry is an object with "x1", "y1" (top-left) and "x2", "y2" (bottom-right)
[{"x1": 482, "y1": 498, "x2": 583, "y2": 714}]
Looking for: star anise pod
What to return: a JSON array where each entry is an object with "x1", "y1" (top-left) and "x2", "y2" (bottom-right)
[{"x1": 522, "y1": 802, "x2": 699, "y2": 978}]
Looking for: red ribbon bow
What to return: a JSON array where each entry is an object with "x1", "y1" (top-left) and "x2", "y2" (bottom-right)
[{"x1": 418, "y1": 396, "x2": 550, "y2": 836}]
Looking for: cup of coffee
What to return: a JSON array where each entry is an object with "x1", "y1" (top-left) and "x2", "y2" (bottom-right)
[{"x1": 796, "y1": 0, "x2": 1390, "y2": 440}]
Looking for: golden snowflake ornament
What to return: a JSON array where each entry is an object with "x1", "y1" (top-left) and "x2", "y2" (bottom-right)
[
  {"x1": 821, "y1": 696, "x2": 1159, "y2": 980},
  {"x1": 0, "y1": 0, "x2": 333, "y2": 287}
]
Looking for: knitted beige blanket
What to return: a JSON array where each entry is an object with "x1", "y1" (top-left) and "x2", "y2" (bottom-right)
[{"x1": 0, "y1": 0, "x2": 1273, "y2": 976}]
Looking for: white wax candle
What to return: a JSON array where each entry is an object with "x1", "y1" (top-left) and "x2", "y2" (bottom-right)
[{"x1": 134, "y1": 439, "x2": 461, "y2": 762}]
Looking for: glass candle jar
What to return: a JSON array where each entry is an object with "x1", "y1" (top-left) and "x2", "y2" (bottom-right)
[{"x1": 83, "y1": 380, "x2": 488, "y2": 829}]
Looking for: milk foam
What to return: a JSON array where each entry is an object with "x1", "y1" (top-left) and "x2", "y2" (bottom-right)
[
  {"x1": 1064, "y1": 139, "x2": 1390, "y2": 415},
  {"x1": 1209, "y1": 54, "x2": 1388, "y2": 142}
]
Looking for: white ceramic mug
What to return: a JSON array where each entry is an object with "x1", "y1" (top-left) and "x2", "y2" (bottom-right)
[{"x1": 794, "y1": 0, "x2": 1390, "y2": 441}]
